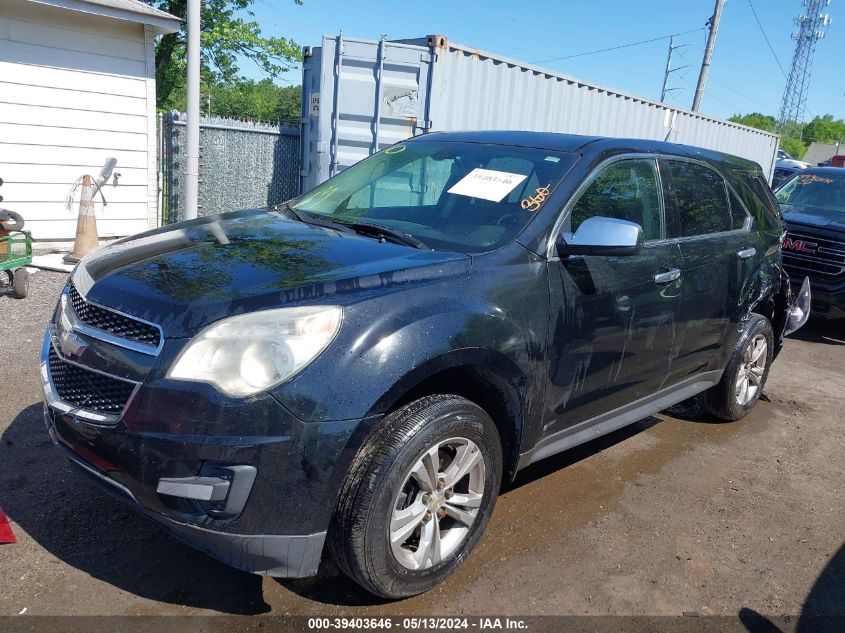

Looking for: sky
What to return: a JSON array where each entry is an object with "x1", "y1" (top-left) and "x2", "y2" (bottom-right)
[{"x1": 244, "y1": 0, "x2": 844, "y2": 123}]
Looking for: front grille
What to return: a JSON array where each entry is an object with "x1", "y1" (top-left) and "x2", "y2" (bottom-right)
[
  {"x1": 782, "y1": 231, "x2": 845, "y2": 282},
  {"x1": 69, "y1": 284, "x2": 161, "y2": 348},
  {"x1": 48, "y1": 345, "x2": 136, "y2": 414}
]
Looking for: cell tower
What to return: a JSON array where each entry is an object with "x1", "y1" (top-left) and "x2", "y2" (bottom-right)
[{"x1": 777, "y1": 0, "x2": 833, "y2": 133}]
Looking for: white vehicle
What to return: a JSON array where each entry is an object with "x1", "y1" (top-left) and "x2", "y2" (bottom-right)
[{"x1": 777, "y1": 149, "x2": 810, "y2": 170}]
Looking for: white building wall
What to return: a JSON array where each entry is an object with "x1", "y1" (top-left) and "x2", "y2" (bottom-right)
[
  {"x1": 0, "y1": 0, "x2": 155, "y2": 241},
  {"x1": 143, "y1": 24, "x2": 158, "y2": 230}
]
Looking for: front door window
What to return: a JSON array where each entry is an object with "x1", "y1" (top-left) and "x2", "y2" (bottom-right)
[{"x1": 566, "y1": 159, "x2": 664, "y2": 241}]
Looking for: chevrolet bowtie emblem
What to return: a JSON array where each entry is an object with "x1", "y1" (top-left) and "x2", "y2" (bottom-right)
[{"x1": 57, "y1": 299, "x2": 87, "y2": 359}]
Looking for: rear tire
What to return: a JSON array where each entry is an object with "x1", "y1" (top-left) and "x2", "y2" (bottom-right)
[
  {"x1": 328, "y1": 395, "x2": 502, "y2": 599},
  {"x1": 12, "y1": 268, "x2": 29, "y2": 298},
  {"x1": 701, "y1": 314, "x2": 773, "y2": 421}
]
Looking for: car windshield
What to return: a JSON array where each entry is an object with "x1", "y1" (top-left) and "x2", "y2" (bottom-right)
[
  {"x1": 775, "y1": 172, "x2": 845, "y2": 211},
  {"x1": 291, "y1": 141, "x2": 578, "y2": 253}
]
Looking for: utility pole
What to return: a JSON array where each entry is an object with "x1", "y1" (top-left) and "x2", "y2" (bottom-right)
[
  {"x1": 692, "y1": 0, "x2": 726, "y2": 112},
  {"x1": 660, "y1": 35, "x2": 690, "y2": 103},
  {"x1": 185, "y1": 0, "x2": 201, "y2": 220}
]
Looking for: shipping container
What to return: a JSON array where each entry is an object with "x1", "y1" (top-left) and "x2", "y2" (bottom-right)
[{"x1": 299, "y1": 34, "x2": 780, "y2": 194}]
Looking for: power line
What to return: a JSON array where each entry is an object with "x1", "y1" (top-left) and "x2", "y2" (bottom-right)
[
  {"x1": 532, "y1": 27, "x2": 705, "y2": 64},
  {"x1": 674, "y1": 72, "x2": 757, "y2": 115},
  {"x1": 709, "y1": 75, "x2": 778, "y2": 113},
  {"x1": 746, "y1": 0, "x2": 788, "y2": 78},
  {"x1": 703, "y1": 91, "x2": 746, "y2": 114},
  {"x1": 673, "y1": 72, "x2": 746, "y2": 113}
]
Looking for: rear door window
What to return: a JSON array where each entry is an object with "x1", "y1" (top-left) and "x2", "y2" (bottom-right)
[
  {"x1": 728, "y1": 189, "x2": 750, "y2": 230},
  {"x1": 751, "y1": 174, "x2": 781, "y2": 218},
  {"x1": 661, "y1": 160, "x2": 733, "y2": 237},
  {"x1": 748, "y1": 172, "x2": 784, "y2": 233}
]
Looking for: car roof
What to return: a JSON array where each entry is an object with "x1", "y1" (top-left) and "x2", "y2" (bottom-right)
[
  {"x1": 410, "y1": 130, "x2": 761, "y2": 171},
  {"x1": 414, "y1": 130, "x2": 603, "y2": 153}
]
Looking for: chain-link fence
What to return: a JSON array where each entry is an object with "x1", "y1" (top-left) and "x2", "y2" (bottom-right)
[{"x1": 161, "y1": 113, "x2": 300, "y2": 224}]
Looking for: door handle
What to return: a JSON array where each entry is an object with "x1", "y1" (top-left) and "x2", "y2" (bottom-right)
[
  {"x1": 737, "y1": 247, "x2": 756, "y2": 260},
  {"x1": 654, "y1": 268, "x2": 681, "y2": 284}
]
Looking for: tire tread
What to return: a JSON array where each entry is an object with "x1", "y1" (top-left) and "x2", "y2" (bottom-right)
[{"x1": 328, "y1": 394, "x2": 500, "y2": 598}]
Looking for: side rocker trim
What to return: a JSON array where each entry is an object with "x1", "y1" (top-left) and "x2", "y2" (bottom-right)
[{"x1": 517, "y1": 370, "x2": 723, "y2": 469}]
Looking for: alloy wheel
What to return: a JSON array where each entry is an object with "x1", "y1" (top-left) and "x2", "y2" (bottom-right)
[
  {"x1": 736, "y1": 333, "x2": 767, "y2": 406},
  {"x1": 389, "y1": 437, "x2": 486, "y2": 570}
]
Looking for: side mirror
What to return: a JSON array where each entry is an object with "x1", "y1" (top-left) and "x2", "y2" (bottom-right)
[{"x1": 557, "y1": 216, "x2": 644, "y2": 257}]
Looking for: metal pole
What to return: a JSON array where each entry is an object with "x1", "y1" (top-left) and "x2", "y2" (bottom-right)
[
  {"x1": 158, "y1": 111, "x2": 164, "y2": 226},
  {"x1": 329, "y1": 31, "x2": 344, "y2": 178},
  {"x1": 372, "y1": 35, "x2": 386, "y2": 155},
  {"x1": 692, "y1": 0, "x2": 725, "y2": 112},
  {"x1": 661, "y1": 35, "x2": 675, "y2": 102},
  {"x1": 184, "y1": 0, "x2": 201, "y2": 220}
]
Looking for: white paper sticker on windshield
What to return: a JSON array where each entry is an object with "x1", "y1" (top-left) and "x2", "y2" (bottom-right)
[{"x1": 447, "y1": 168, "x2": 527, "y2": 202}]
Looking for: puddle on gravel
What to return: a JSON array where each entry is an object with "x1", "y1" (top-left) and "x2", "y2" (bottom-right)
[
  {"x1": 474, "y1": 399, "x2": 776, "y2": 557},
  {"x1": 262, "y1": 398, "x2": 794, "y2": 614}
]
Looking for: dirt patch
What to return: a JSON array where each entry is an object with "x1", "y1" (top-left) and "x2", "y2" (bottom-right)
[{"x1": 764, "y1": 395, "x2": 815, "y2": 417}]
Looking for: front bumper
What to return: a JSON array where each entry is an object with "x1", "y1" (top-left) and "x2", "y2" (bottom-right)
[
  {"x1": 39, "y1": 318, "x2": 361, "y2": 577},
  {"x1": 43, "y1": 406, "x2": 326, "y2": 576}
]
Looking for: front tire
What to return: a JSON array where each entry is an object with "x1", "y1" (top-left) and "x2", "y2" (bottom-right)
[
  {"x1": 701, "y1": 313, "x2": 773, "y2": 421},
  {"x1": 328, "y1": 395, "x2": 502, "y2": 599}
]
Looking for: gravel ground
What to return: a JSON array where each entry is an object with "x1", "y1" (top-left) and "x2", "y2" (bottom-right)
[{"x1": 0, "y1": 270, "x2": 843, "y2": 627}]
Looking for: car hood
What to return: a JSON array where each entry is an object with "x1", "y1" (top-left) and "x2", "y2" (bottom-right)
[
  {"x1": 72, "y1": 208, "x2": 471, "y2": 337},
  {"x1": 777, "y1": 158, "x2": 809, "y2": 170},
  {"x1": 781, "y1": 204, "x2": 845, "y2": 234}
]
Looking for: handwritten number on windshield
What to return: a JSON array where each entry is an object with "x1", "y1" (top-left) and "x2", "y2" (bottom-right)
[{"x1": 521, "y1": 185, "x2": 551, "y2": 212}]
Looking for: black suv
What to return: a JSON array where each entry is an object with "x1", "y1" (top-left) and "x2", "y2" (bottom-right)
[
  {"x1": 775, "y1": 167, "x2": 845, "y2": 318},
  {"x1": 41, "y1": 132, "x2": 806, "y2": 598}
]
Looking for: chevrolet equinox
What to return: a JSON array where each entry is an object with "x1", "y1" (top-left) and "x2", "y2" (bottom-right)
[{"x1": 41, "y1": 132, "x2": 809, "y2": 598}]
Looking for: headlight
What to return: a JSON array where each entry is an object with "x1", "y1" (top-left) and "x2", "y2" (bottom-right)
[{"x1": 168, "y1": 306, "x2": 341, "y2": 396}]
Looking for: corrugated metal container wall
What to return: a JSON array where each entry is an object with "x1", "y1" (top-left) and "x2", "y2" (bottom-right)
[
  {"x1": 300, "y1": 35, "x2": 433, "y2": 194},
  {"x1": 299, "y1": 34, "x2": 779, "y2": 194}
]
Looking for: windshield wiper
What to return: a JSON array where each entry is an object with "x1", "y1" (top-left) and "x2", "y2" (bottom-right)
[
  {"x1": 275, "y1": 203, "x2": 355, "y2": 234},
  {"x1": 342, "y1": 221, "x2": 429, "y2": 250},
  {"x1": 276, "y1": 202, "x2": 309, "y2": 223},
  {"x1": 275, "y1": 204, "x2": 427, "y2": 249}
]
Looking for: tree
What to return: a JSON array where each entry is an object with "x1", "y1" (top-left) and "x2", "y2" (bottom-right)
[
  {"x1": 142, "y1": 1, "x2": 303, "y2": 109},
  {"x1": 209, "y1": 80, "x2": 301, "y2": 122},
  {"x1": 728, "y1": 112, "x2": 777, "y2": 132},
  {"x1": 801, "y1": 114, "x2": 845, "y2": 145},
  {"x1": 163, "y1": 78, "x2": 301, "y2": 121},
  {"x1": 727, "y1": 112, "x2": 845, "y2": 160},
  {"x1": 780, "y1": 137, "x2": 807, "y2": 160}
]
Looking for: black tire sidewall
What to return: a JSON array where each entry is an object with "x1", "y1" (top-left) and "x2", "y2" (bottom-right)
[
  {"x1": 719, "y1": 315, "x2": 774, "y2": 420},
  {"x1": 12, "y1": 268, "x2": 29, "y2": 298},
  {"x1": 355, "y1": 398, "x2": 502, "y2": 598}
]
